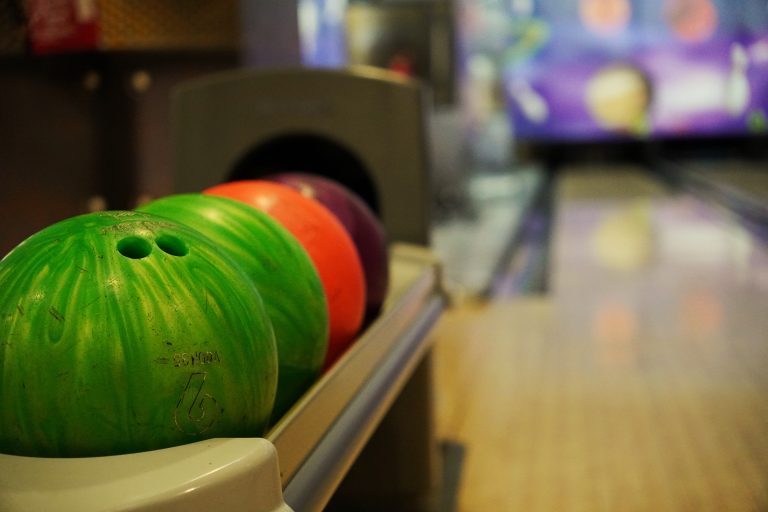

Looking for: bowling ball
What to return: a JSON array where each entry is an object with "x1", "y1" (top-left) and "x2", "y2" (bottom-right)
[
  {"x1": 205, "y1": 180, "x2": 365, "y2": 369},
  {"x1": 0, "y1": 211, "x2": 277, "y2": 457},
  {"x1": 266, "y1": 173, "x2": 389, "y2": 323},
  {"x1": 139, "y1": 194, "x2": 329, "y2": 420}
]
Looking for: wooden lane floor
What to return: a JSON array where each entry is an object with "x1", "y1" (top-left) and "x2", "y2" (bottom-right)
[{"x1": 433, "y1": 166, "x2": 768, "y2": 511}]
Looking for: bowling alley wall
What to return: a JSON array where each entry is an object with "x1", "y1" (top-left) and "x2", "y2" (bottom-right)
[
  {"x1": 0, "y1": 1, "x2": 346, "y2": 257},
  {"x1": 0, "y1": 0, "x2": 463, "y2": 257},
  {"x1": 0, "y1": 1, "x2": 245, "y2": 256}
]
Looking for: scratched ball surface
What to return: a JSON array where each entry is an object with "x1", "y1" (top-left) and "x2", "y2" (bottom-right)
[
  {"x1": 139, "y1": 194, "x2": 329, "y2": 421},
  {"x1": 0, "y1": 211, "x2": 277, "y2": 457}
]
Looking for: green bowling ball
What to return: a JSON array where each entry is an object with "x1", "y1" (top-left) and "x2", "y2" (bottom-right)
[
  {"x1": 139, "y1": 194, "x2": 329, "y2": 421},
  {"x1": 0, "y1": 211, "x2": 277, "y2": 457}
]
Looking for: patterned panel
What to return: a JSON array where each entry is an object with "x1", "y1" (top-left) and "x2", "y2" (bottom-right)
[{"x1": 97, "y1": 0, "x2": 239, "y2": 50}]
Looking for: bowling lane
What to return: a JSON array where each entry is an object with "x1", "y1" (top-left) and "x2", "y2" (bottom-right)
[{"x1": 434, "y1": 165, "x2": 768, "y2": 511}]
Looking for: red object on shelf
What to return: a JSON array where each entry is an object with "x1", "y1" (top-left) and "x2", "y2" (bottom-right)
[{"x1": 25, "y1": 0, "x2": 100, "y2": 54}]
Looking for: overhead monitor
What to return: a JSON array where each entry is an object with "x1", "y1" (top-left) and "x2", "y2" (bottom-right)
[{"x1": 462, "y1": 0, "x2": 768, "y2": 143}]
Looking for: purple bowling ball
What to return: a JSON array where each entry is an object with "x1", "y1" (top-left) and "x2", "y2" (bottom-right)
[{"x1": 266, "y1": 173, "x2": 389, "y2": 322}]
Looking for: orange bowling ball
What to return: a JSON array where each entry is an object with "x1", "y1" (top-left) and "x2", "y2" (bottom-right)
[{"x1": 205, "y1": 180, "x2": 366, "y2": 368}]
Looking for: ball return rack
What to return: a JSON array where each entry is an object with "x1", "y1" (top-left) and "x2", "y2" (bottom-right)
[{"x1": 0, "y1": 244, "x2": 447, "y2": 511}]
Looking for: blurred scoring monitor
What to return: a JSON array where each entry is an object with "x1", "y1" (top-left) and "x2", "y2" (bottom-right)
[{"x1": 494, "y1": 0, "x2": 768, "y2": 141}]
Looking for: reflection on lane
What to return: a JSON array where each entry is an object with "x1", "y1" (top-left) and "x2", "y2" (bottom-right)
[
  {"x1": 434, "y1": 164, "x2": 768, "y2": 511},
  {"x1": 553, "y1": 165, "x2": 766, "y2": 375}
]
